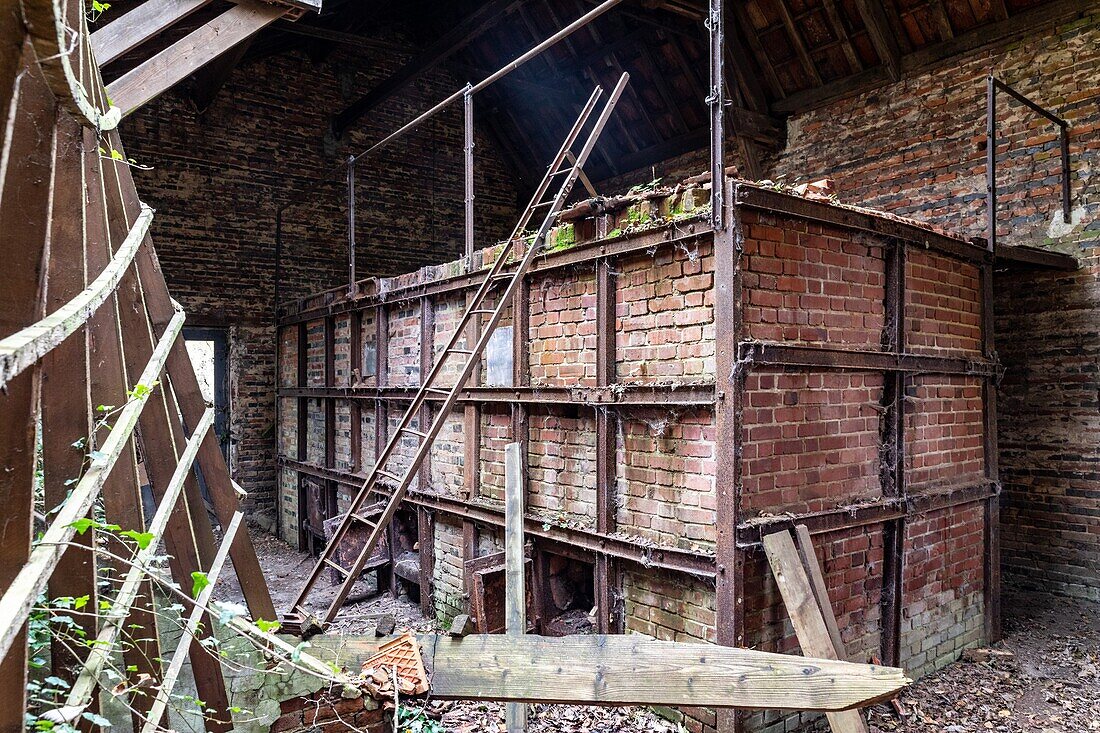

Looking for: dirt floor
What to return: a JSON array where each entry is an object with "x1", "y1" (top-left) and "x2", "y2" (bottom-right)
[{"x1": 222, "y1": 528, "x2": 1100, "y2": 732}]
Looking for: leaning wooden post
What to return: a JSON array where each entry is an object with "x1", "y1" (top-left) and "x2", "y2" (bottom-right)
[{"x1": 504, "y1": 442, "x2": 527, "y2": 732}]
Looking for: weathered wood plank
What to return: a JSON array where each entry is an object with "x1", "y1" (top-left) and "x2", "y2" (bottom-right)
[
  {"x1": 503, "y1": 442, "x2": 526, "y2": 732},
  {"x1": 90, "y1": 0, "x2": 215, "y2": 66},
  {"x1": 763, "y1": 531, "x2": 868, "y2": 733},
  {"x1": 0, "y1": 42, "x2": 55, "y2": 731},
  {"x1": 312, "y1": 634, "x2": 909, "y2": 711},
  {"x1": 106, "y1": 0, "x2": 285, "y2": 116},
  {"x1": 42, "y1": 114, "x2": 97, "y2": 685}
]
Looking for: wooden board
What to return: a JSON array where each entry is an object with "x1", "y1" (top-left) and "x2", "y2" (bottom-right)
[
  {"x1": 310, "y1": 634, "x2": 909, "y2": 711},
  {"x1": 106, "y1": 0, "x2": 285, "y2": 116},
  {"x1": 763, "y1": 530, "x2": 870, "y2": 733}
]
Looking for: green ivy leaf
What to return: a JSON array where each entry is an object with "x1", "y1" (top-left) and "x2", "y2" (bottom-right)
[
  {"x1": 253, "y1": 618, "x2": 280, "y2": 634},
  {"x1": 68, "y1": 518, "x2": 94, "y2": 535},
  {"x1": 120, "y1": 530, "x2": 155, "y2": 550},
  {"x1": 190, "y1": 571, "x2": 209, "y2": 598}
]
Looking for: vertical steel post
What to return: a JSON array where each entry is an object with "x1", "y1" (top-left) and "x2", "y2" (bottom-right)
[
  {"x1": 464, "y1": 84, "x2": 475, "y2": 259},
  {"x1": 1060, "y1": 124, "x2": 1071, "y2": 220},
  {"x1": 347, "y1": 155, "x2": 357, "y2": 295},
  {"x1": 708, "y1": 0, "x2": 726, "y2": 231},
  {"x1": 986, "y1": 74, "x2": 996, "y2": 253}
]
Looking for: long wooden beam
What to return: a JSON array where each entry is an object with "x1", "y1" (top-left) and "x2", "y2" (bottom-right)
[
  {"x1": 311, "y1": 634, "x2": 909, "y2": 711},
  {"x1": 106, "y1": 0, "x2": 285, "y2": 116},
  {"x1": 90, "y1": 0, "x2": 216, "y2": 66}
]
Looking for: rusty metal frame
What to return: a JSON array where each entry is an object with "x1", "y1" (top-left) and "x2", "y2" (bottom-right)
[{"x1": 986, "y1": 74, "x2": 1072, "y2": 252}]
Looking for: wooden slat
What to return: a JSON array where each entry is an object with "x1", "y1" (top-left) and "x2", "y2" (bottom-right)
[
  {"x1": 793, "y1": 526, "x2": 847, "y2": 661},
  {"x1": 92, "y1": 126, "x2": 233, "y2": 726},
  {"x1": 0, "y1": 43, "x2": 56, "y2": 731},
  {"x1": 106, "y1": 126, "x2": 277, "y2": 622},
  {"x1": 90, "y1": 0, "x2": 216, "y2": 66},
  {"x1": 42, "y1": 114, "x2": 97, "y2": 686},
  {"x1": 313, "y1": 634, "x2": 909, "y2": 710},
  {"x1": 106, "y1": 0, "x2": 285, "y2": 116},
  {"x1": 763, "y1": 531, "x2": 869, "y2": 733},
  {"x1": 82, "y1": 134, "x2": 165, "y2": 726}
]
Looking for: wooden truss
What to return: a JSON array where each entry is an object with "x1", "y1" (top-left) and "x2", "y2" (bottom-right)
[{"x1": 0, "y1": 0, "x2": 285, "y2": 728}]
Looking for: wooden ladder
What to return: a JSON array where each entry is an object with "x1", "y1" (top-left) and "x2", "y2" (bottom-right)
[{"x1": 288, "y1": 72, "x2": 630, "y2": 627}]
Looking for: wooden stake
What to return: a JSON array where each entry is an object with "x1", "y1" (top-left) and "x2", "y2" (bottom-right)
[{"x1": 504, "y1": 442, "x2": 527, "y2": 732}]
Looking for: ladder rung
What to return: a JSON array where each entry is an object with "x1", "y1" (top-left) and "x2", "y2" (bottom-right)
[
  {"x1": 376, "y1": 469, "x2": 403, "y2": 482},
  {"x1": 426, "y1": 386, "x2": 450, "y2": 395},
  {"x1": 469, "y1": 308, "x2": 495, "y2": 315},
  {"x1": 401, "y1": 427, "x2": 428, "y2": 439},
  {"x1": 490, "y1": 272, "x2": 514, "y2": 281},
  {"x1": 351, "y1": 513, "x2": 377, "y2": 528},
  {"x1": 324, "y1": 557, "x2": 349, "y2": 574},
  {"x1": 532, "y1": 200, "x2": 554, "y2": 209},
  {"x1": 447, "y1": 348, "x2": 474, "y2": 355}
]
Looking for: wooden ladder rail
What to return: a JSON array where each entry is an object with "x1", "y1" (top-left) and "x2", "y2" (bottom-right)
[{"x1": 289, "y1": 73, "x2": 630, "y2": 626}]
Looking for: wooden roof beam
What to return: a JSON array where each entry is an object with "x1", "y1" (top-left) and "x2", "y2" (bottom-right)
[
  {"x1": 774, "y1": 0, "x2": 823, "y2": 86},
  {"x1": 90, "y1": 0, "x2": 216, "y2": 66},
  {"x1": 854, "y1": 0, "x2": 902, "y2": 81},
  {"x1": 774, "y1": 0, "x2": 1092, "y2": 114},
  {"x1": 106, "y1": 0, "x2": 286, "y2": 117},
  {"x1": 331, "y1": 0, "x2": 524, "y2": 137}
]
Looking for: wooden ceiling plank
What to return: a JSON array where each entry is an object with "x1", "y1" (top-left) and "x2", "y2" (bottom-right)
[
  {"x1": 774, "y1": 0, "x2": 1094, "y2": 113},
  {"x1": 722, "y1": 12, "x2": 770, "y2": 112},
  {"x1": 821, "y1": 0, "x2": 864, "y2": 73},
  {"x1": 929, "y1": 0, "x2": 955, "y2": 40},
  {"x1": 641, "y1": 43, "x2": 691, "y2": 135},
  {"x1": 730, "y1": 2, "x2": 787, "y2": 99},
  {"x1": 853, "y1": 0, "x2": 902, "y2": 81},
  {"x1": 90, "y1": 0, "x2": 216, "y2": 66},
  {"x1": 106, "y1": 0, "x2": 285, "y2": 116},
  {"x1": 773, "y1": 0, "x2": 824, "y2": 86},
  {"x1": 187, "y1": 38, "x2": 253, "y2": 113},
  {"x1": 331, "y1": 0, "x2": 524, "y2": 136}
]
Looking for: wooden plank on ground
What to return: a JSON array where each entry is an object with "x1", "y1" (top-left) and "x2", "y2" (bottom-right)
[
  {"x1": 106, "y1": 0, "x2": 285, "y2": 116},
  {"x1": 763, "y1": 530, "x2": 869, "y2": 733},
  {"x1": 504, "y1": 442, "x2": 526, "y2": 732},
  {"x1": 311, "y1": 634, "x2": 909, "y2": 711}
]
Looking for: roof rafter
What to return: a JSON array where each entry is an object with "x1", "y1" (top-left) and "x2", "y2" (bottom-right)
[{"x1": 331, "y1": 0, "x2": 525, "y2": 137}]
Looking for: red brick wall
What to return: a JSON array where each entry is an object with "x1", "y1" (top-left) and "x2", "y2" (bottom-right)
[
  {"x1": 905, "y1": 376, "x2": 986, "y2": 490},
  {"x1": 742, "y1": 371, "x2": 884, "y2": 516},
  {"x1": 901, "y1": 503, "x2": 985, "y2": 676},
  {"x1": 996, "y1": 252, "x2": 1100, "y2": 602},
  {"x1": 905, "y1": 251, "x2": 982, "y2": 356},
  {"x1": 616, "y1": 244, "x2": 716, "y2": 383},
  {"x1": 767, "y1": 9, "x2": 1100, "y2": 600},
  {"x1": 741, "y1": 212, "x2": 886, "y2": 349}
]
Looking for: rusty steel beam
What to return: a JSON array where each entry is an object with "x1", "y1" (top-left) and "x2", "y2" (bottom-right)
[
  {"x1": 276, "y1": 383, "x2": 717, "y2": 405},
  {"x1": 278, "y1": 224, "x2": 710, "y2": 325},
  {"x1": 278, "y1": 457, "x2": 716, "y2": 578},
  {"x1": 740, "y1": 342, "x2": 998, "y2": 376}
]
